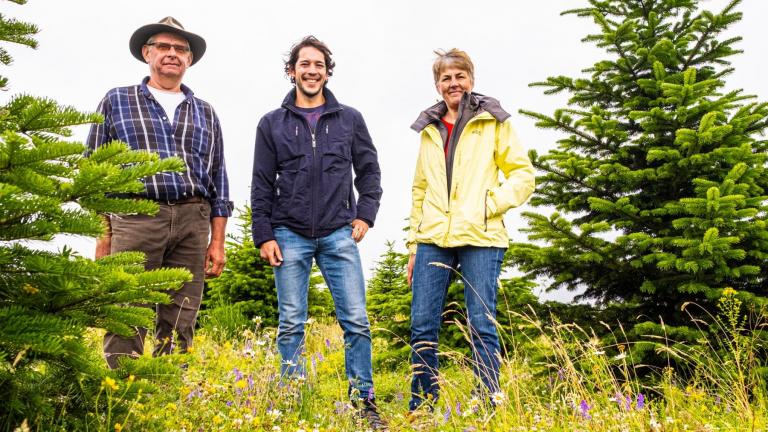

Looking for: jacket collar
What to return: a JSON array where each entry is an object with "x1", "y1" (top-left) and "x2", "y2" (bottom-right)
[
  {"x1": 281, "y1": 86, "x2": 342, "y2": 113},
  {"x1": 410, "y1": 92, "x2": 510, "y2": 132}
]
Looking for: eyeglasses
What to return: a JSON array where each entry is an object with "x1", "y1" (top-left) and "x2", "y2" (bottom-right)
[{"x1": 145, "y1": 42, "x2": 191, "y2": 54}]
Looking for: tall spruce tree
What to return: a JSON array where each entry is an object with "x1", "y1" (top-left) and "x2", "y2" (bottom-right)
[
  {"x1": 0, "y1": 3, "x2": 190, "y2": 429},
  {"x1": 508, "y1": 0, "x2": 768, "y2": 359}
]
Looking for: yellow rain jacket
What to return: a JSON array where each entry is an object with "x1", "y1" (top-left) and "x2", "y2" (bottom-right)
[{"x1": 407, "y1": 93, "x2": 535, "y2": 254}]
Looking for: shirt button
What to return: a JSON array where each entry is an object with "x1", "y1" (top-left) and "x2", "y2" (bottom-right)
[
  {"x1": 182, "y1": 192, "x2": 187, "y2": 196},
  {"x1": 162, "y1": 116, "x2": 167, "y2": 120}
]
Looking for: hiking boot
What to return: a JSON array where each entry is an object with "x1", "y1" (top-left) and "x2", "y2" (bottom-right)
[{"x1": 357, "y1": 399, "x2": 389, "y2": 431}]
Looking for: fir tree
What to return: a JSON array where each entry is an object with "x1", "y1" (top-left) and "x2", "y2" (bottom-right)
[
  {"x1": 0, "y1": 3, "x2": 190, "y2": 429},
  {"x1": 508, "y1": 0, "x2": 768, "y2": 362}
]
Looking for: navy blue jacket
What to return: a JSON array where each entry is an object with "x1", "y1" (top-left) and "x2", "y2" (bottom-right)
[{"x1": 251, "y1": 88, "x2": 382, "y2": 247}]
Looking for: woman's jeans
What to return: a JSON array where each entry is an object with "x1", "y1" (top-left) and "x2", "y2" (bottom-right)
[
  {"x1": 409, "y1": 243, "x2": 506, "y2": 410},
  {"x1": 273, "y1": 225, "x2": 374, "y2": 399}
]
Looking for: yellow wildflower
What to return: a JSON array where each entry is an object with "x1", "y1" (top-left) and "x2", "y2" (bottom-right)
[
  {"x1": 22, "y1": 284, "x2": 39, "y2": 295},
  {"x1": 102, "y1": 377, "x2": 118, "y2": 391},
  {"x1": 114, "y1": 423, "x2": 123, "y2": 432}
]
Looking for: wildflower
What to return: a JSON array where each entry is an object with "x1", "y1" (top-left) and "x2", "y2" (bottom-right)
[
  {"x1": 593, "y1": 350, "x2": 605, "y2": 356},
  {"x1": 613, "y1": 352, "x2": 627, "y2": 360},
  {"x1": 127, "y1": 375, "x2": 135, "y2": 383},
  {"x1": 325, "y1": 338, "x2": 331, "y2": 349},
  {"x1": 102, "y1": 377, "x2": 118, "y2": 391},
  {"x1": 256, "y1": 339, "x2": 267, "y2": 346},
  {"x1": 267, "y1": 408, "x2": 282, "y2": 420},
  {"x1": 394, "y1": 392, "x2": 403, "y2": 402},
  {"x1": 212, "y1": 415, "x2": 223, "y2": 425},
  {"x1": 491, "y1": 391, "x2": 506, "y2": 406},
  {"x1": 272, "y1": 427, "x2": 281, "y2": 432},
  {"x1": 253, "y1": 316, "x2": 263, "y2": 325},
  {"x1": 722, "y1": 287, "x2": 736, "y2": 296},
  {"x1": 232, "y1": 418, "x2": 243, "y2": 429},
  {"x1": 455, "y1": 401, "x2": 462, "y2": 416},
  {"x1": 443, "y1": 407, "x2": 451, "y2": 423},
  {"x1": 22, "y1": 284, "x2": 39, "y2": 295},
  {"x1": 579, "y1": 399, "x2": 591, "y2": 419},
  {"x1": 186, "y1": 346, "x2": 194, "y2": 353},
  {"x1": 165, "y1": 402, "x2": 177, "y2": 412},
  {"x1": 236, "y1": 380, "x2": 247, "y2": 389},
  {"x1": 114, "y1": 423, "x2": 123, "y2": 432},
  {"x1": 636, "y1": 393, "x2": 645, "y2": 410}
]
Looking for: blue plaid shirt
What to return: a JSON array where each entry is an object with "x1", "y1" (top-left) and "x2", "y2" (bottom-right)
[{"x1": 87, "y1": 77, "x2": 233, "y2": 217}]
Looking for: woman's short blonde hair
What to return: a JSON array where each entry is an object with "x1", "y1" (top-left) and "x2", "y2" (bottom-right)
[{"x1": 432, "y1": 48, "x2": 475, "y2": 84}]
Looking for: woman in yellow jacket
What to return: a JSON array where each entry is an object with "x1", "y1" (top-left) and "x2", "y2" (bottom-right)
[{"x1": 406, "y1": 49, "x2": 535, "y2": 410}]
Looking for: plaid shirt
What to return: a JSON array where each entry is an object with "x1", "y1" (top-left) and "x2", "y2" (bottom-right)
[{"x1": 87, "y1": 77, "x2": 233, "y2": 217}]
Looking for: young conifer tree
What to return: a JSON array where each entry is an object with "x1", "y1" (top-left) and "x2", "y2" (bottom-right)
[
  {"x1": 0, "y1": 3, "x2": 190, "y2": 429},
  {"x1": 508, "y1": 0, "x2": 768, "y2": 358}
]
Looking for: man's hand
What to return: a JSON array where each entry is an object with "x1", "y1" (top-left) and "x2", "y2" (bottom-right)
[
  {"x1": 206, "y1": 216, "x2": 227, "y2": 278},
  {"x1": 260, "y1": 240, "x2": 283, "y2": 266},
  {"x1": 95, "y1": 234, "x2": 112, "y2": 259},
  {"x1": 407, "y1": 253, "x2": 415, "y2": 286},
  {"x1": 351, "y1": 219, "x2": 369, "y2": 243},
  {"x1": 205, "y1": 240, "x2": 226, "y2": 278},
  {"x1": 95, "y1": 215, "x2": 112, "y2": 259}
]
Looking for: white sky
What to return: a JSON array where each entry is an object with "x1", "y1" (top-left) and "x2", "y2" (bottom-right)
[{"x1": 5, "y1": 0, "x2": 767, "y2": 301}]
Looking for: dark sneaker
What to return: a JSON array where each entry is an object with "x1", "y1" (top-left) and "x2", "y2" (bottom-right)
[{"x1": 357, "y1": 399, "x2": 389, "y2": 431}]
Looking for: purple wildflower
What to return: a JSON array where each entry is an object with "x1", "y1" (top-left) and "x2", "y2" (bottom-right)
[
  {"x1": 226, "y1": 400, "x2": 233, "y2": 407},
  {"x1": 311, "y1": 355, "x2": 317, "y2": 370},
  {"x1": 233, "y1": 367, "x2": 243, "y2": 381},
  {"x1": 395, "y1": 392, "x2": 403, "y2": 402},
  {"x1": 456, "y1": 401, "x2": 462, "y2": 416},
  {"x1": 367, "y1": 387, "x2": 375, "y2": 401},
  {"x1": 636, "y1": 393, "x2": 645, "y2": 410},
  {"x1": 443, "y1": 407, "x2": 450, "y2": 423},
  {"x1": 625, "y1": 394, "x2": 632, "y2": 411},
  {"x1": 579, "y1": 399, "x2": 592, "y2": 419},
  {"x1": 316, "y1": 352, "x2": 325, "y2": 362},
  {"x1": 325, "y1": 338, "x2": 331, "y2": 349}
]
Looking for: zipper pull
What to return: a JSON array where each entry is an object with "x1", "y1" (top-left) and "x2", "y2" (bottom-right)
[
  {"x1": 295, "y1": 125, "x2": 298, "y2": 136},
  {"x1": 312, "y1": 133, "x2": 316, "y2": 151},
  {"x1": 326, "y1": 125, "x2": 329, "y2": 134}
]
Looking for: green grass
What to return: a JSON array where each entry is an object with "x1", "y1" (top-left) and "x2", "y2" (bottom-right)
[{"x1": 87, "y1": 293, "x2": 766, "y2": 432}]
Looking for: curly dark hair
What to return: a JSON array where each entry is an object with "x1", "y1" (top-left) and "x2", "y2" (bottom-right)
[{"x1": 284, "y1": 35, "x2": 335, "y2": 83}]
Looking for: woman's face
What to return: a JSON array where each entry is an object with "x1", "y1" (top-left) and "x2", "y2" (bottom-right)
[{"x1": 436, "y1": 66, "x2": 474, "y2": 111}]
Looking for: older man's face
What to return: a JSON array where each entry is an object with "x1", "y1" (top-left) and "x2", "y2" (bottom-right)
[{"x1": 142, "y1": 32, "x2": 192, "y2": 82}]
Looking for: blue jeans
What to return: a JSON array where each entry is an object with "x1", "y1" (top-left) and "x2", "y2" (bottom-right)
[
  {"x1": 273, "y1": 225, "x2": 374, "y2": 399},
  {"x1": 409, "y1": 243, "x2": 505, "y2": 410}
]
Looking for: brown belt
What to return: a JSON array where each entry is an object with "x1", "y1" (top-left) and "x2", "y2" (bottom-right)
[
  {"x1": 159, "y1": 196, "x2": 205, "y2": 205},
  {"x1": 121, "y1": 194, "x2": 205, "y2": 205}
]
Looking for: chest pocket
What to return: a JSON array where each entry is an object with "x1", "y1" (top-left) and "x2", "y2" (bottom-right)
[{"x1": 322, "y1": 124, "x2": 352, "y2": 174}]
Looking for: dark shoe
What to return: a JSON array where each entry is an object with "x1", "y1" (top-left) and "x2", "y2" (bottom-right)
[{"x1": 357, "y1": 399, "x2": 389, "y2": 431}]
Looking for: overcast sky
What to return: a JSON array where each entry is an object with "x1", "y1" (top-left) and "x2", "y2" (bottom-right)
[{"x1": 5, "y1": 0, "x2": 767, "y2": 301}]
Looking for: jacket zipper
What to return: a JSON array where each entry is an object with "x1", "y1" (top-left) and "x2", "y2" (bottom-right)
[{"x1": 284, "y1": 102, "x2": 342, "y2": 238}]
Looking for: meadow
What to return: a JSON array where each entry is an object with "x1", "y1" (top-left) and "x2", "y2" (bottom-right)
[{"x1": 81, "y1": 288, "x2": 765, "y2": 432}]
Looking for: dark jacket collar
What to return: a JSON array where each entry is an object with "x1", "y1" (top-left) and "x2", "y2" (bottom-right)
[
  {"x1": 410, "y1": 92, "x2": 510, "y2": 132},
  {"x1": 281, "y1": 86, "x2": 342, "y2": 112}
]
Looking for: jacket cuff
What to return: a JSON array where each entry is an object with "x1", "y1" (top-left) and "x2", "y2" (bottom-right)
[
  {"x1": 252, "y1": 225, "x2": 275, "y2": 248},
  {"x1": 356, "y1": 207, "x2": 377, "y2": 228}
]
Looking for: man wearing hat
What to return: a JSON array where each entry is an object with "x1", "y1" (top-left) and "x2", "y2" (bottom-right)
[{"x1": 87, "y1": 17, "x2": 232, "y2": 369}]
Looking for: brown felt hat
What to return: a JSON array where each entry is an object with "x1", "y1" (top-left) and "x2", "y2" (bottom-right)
[{"x1": 129, "y1": 16, "x2": 206, "y2": 65}]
